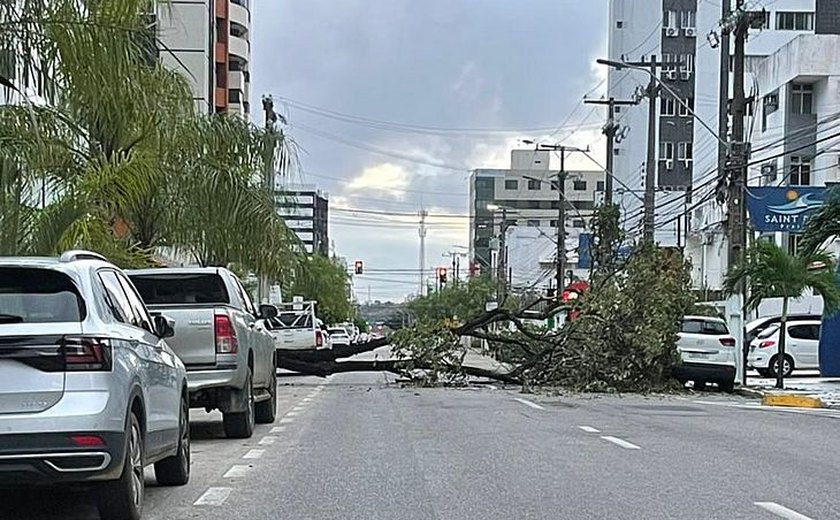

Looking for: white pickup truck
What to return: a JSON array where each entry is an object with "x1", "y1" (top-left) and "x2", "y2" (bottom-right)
[
  {"x1": 128, "y1": 267, "x2": 278, "y2": 438},
  {"x1": 266, "y1": 300, "x2": 330, "y2": 352}
]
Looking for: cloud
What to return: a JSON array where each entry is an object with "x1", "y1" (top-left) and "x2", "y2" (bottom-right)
[{"x1": 346, "y1": 163, "x2": 410, "y2": 198}]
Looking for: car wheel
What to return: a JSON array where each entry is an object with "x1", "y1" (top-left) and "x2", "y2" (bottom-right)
[
  {"x1": 255, "y1": 366, "x2": 277, "y2": 424},
  {"x1": 223, "y1": 368, "x2": 255, "y2": 439},
  {"x1": 154, "y1": 394, "x2": 190, "y2": 486},
  {"x1": 770, "y1": 355, "x2": 794, "y2": 378},
  {"x1": 718, "y1": 379, "x2": 735, "y2": 393},
  {"x1": 693, "y1": 380, "x2": 707, "y2": 391},
  {"x1": 98, "y1": 412, "x2": 144, "y2": 520}
]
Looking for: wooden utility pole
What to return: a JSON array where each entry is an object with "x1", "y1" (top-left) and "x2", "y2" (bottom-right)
[
  {"x1": 585, "y1": 97, "x2": 638, "y2": 205},
  {"x1": 643, "y1": 57, "x2": 659, "y2": 243},
  {"x1": 259, "y1": 95, "x2": 279, "y2": 304}
]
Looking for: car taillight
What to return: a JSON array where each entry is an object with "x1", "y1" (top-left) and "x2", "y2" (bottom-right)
[
  {"x1": 759, "y1": 340, "x2": 776, "y2": 349},
  {"x1": 70, "y1": 434, "x2": 105, "y2": 447},
  {"x1": 62, "y1": 337, "x2": 112, "y2": 371},
  {"x1": 315, "y1": 330, "x2": 323, "y2": 347},
  {"x1": 215, "y1": 315, "x2": 238, "y2": 354},
  {"x1": 719, "y1": 337, "x2": 736, "y2": 347}
]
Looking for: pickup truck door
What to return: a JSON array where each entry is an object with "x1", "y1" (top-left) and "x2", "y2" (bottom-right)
[{"x1": 229, "y1": 276, "x2": 273, "y2": 388}]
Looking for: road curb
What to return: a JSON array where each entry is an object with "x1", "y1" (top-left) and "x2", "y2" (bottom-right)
[
  {"x1": 735, "y1": 387, "x2": 765, "y2": 399},
  {"x1": 761, "y1": 394, "x2": 824, "y2": 408}
]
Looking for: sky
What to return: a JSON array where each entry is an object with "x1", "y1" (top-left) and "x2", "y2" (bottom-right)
[{"x1": 251, "y1": 0, "x2": 610, "y2": 303}]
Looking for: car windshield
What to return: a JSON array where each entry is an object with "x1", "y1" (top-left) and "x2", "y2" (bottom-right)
[{"x1": 0, "y1": 267, "x2": 85, "y2": 323}]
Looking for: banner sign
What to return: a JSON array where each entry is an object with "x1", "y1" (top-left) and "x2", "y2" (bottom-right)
[{"x1": 746, "y1": 186, "x2": 826, "y2": 233}]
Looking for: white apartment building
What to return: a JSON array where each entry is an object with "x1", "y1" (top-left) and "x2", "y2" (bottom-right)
[
  {"x1": 608, "y1": 0, "x2": 839, "y2": 290},
  {"x1": 156, "y1": 0, "x2": 251, "y2": 118},
  {"x1": 469, "y1": 150, "x2": 605, "y2": 291}
]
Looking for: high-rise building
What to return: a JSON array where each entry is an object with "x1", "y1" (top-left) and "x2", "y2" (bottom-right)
[
  {"x1": 468, "y1": 150, "x2": 605, "y2": 290},
  {"x1": 276, "y1": 185, "x2": 330, "y2": 256},
  {"x1": 156, "y1": 0, "x2": 251, "y2": 118}
]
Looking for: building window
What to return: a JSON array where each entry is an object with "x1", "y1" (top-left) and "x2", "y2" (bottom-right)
[
  {"x1": 616, "y1": 20, "x2": 624, "y2": 29},
  {"x1": 776, "y1": 12, "x2": 814, "y2": 31},
  {"x1": 790, "y1": 156, "x2": 811, "y2": 185},
  {"x1": 680, "y1": 10, "x2": 696, "y2": 30},
  {"x1": 527, "y1": 220, "x2": 541, "y2": 227},
  {"x1": 614, "y1": 148, "x2": 621, "y2": 155},
  {"x1": 549, "y1": 219, "x2": 558, "y2": 228},
  {"x1": 678, "y1": 97, "x2": 694, "y2": 117},
  {"x1": 505, "y1": 179, "x2": 518, "y2": 190},
  {"x1": 573, "y1": 180, "x2": 587, "y2": 191},
  {"x1": 790, "y1": 83, "x2": 813, "y2": 115},
  {"x1": 659, "y1": 142, "x2": 674, "y2": 161},
  {"x1": 573, "y1": 219, "x2": 586, "y2": 228},
  {"x1": 788, "y1": 234, "x2": 801, "y2": 255},
  {"x1": 614, "y1": 106, "x2": 622, "y2": 113},
  {"x1": 661, "y1": 97, "x2": 676, "y2": 116},
  {"x1": 678, "y1": 142, "x2": 693, "y2": 163},
  {"x1": 229, "y1": 89, "x2": 241, "y2": 103},
  {"x1": 527, "y1": 179, "x2": 541, "y2": 190},
  {"x1": 596, "y1": 181, "x2": 605, "y2": 192}
]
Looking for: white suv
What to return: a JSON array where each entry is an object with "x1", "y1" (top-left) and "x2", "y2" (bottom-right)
[
  {"x1": 0, "y1": 251, "x2": 189, "y2": 520},
  {"x1": 748, "y1": 320, "x2": 821, "y2": 377},
  {"x1": 673, "y1": 316, "x2": 737, "y2": 392}
]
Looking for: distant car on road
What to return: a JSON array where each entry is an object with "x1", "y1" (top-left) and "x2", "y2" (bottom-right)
[
  {"x1": 328, "y1": 327, "x2": 352, "y2": 347},
  {"x1": 673, "y1": 315, "x2": 737, "y2": 392},
  {"x1": 745, "y1": 314, "x2": 821, "y2": 346},
  {"x1": 266, "y1": 301, "x2": 330, "y2": 352},
  {"x1": 129, "y1": 267, "x2": 278, "y2": 439},
  {"x1": 748, "y1": 320, "x2": 821, "y2": 377},
  {"x1": 0, "y1": 251, "x2": 190, "y2": 520}
]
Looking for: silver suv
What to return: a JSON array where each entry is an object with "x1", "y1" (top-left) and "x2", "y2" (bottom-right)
[{"x1": 0, "y1": 251, "x2": 189, "y2": 520}]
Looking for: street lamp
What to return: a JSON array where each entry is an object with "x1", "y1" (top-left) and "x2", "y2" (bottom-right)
[{"x1": 596, "y1": 58, "x2": 727, "y2": 149}]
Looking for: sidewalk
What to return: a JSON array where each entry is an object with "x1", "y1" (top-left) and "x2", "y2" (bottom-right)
[
  {"x1": 743, "y1": 378, "x2": 840, "y2": 409},
  {"x1": 462, "y1": 348, "x2": 514, "y2": 375}
]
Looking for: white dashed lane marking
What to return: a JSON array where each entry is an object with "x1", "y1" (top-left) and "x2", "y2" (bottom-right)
[
  {"x1": 514, "y1": 398, "x2": 546, "y2": 411},
  {"x1": 755, "y1": 502, "x2": 814, "y2": 520},
  {"x1": 223, "y1": 465, "x2": 251, "y2": 478},
  {"x1": 279, "y1": 417, "x2": 294, "y2": 424},
  {"x1": 600, "y1": 436, "x2": 641, "y2": 450},
  {"x1": 194, "y1": 487, "x2": 233, "y2": 506},
  {"x1": 258, "y1": 436, "x2": 278, "y2": 445},
  {"x1": 270, "y1": 426, "x2": 286, "y2": 433},
  {"x1": 243, "y1": 449, "x2": 264, "y2": 459},
  {"x1": 292, "y1": 406, "x2": 305, "y2": 411},
  {"x1": 578, "y1": 426, "x2": 601, "y2": 433}
]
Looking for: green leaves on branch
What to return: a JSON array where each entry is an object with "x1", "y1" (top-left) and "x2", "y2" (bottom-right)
[
  {"x1": 287, "y1": 255, "x2": 354, "y2": 324},
  {"x1": 405, "y1": 276, "x2": 497, "y2": 323}
]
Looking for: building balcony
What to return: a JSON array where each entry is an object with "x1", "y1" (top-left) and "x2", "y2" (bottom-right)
[
  {"x1": 229, "y1": 1, "x2": 249, "y2": 31},
  {"x1": 229, "y1": 34, "x2": 249, "y2": 62},
  {"x1": 229, "y1": 70, "x2": 245, "y2": 93}
]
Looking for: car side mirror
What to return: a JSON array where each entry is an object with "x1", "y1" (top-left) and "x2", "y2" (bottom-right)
[
  {"x1": 154, "y1": 314, "x2": 175, "y2": 339},
  {"x1": 259, "y1": 304, "x2": 278, "y2": 320}
]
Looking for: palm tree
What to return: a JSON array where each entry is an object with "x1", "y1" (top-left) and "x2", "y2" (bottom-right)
[
  {"x1": 724, "y1": 240, "x2": 840, "y2": 388},
  {"x1": 1, "y1": 0, "x2": 300, "y2": 282}
]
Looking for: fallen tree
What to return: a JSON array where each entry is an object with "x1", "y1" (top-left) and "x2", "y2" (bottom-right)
[{"x1": 275, "y1": 206, "x2": 696, "y2": 392}]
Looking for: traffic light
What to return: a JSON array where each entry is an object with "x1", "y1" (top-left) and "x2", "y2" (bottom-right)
[
  {"x1": 437, "y1": 267, "x2": 448, "y2": 284},
  {"x1": 354, "y1": 260, "x2": 363, "y2": 275}
]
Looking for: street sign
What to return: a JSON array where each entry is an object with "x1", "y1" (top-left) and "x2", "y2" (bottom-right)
[{"x1": 746, "y1": 186, "x2": 826, "y2": 233}]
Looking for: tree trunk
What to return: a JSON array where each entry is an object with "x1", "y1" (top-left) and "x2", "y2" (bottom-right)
[{"x1": 776, "y1": 296, "x2": 789, "y2": 389}]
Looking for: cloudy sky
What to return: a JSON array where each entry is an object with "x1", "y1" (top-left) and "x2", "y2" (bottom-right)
[{"x1": 251, "y1": 0, "x2": 609, "y2": 302}]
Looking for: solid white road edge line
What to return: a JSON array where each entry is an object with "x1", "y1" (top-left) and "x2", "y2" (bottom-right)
[
  {"x1": 754, "y1": 502, "x2": 814, "y2": 520},
  {"x1": 243, "y1": 449, "x2": 265, "y2": 459},
  {"x1": 194, "y1": 487, "x2": 233, "y2": 506},
  {"x1": 578, "y1": 426, "x2": 601, "y2": 433},
  {"x1": 514, "y1": 398, "x2": 545, "y2": 410},
  {"x1": 223, "y1": 465, "x2": 251, "y2": 478},
  {"x1": 600, "y1": 436, "x2": 641, "y2": 450}
]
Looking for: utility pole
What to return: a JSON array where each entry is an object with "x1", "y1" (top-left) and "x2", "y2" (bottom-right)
[
  {"x1": 498, "y1": 207, "x2": 509, "y2": 300},
  {"x1": 719, "y1": 1, "x2": 764, "y2": 386},
  {"x1": 259, "y1": 95, "x2": 279, "y2": 304},
  {"x1": 584, "y1": 97, "x2": 638, "y2": 204},
  {"x1": 418, "y1": 209, "x2": 428, "y2": 296},
  {"x1": 643, "y1": 56, "x2": 659, "y2": 243}
]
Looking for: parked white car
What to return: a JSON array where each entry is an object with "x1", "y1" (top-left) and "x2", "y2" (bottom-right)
[
  {"x1": 328, "y1": 328, "x2": 352, "y2": 347},
  {"x1": 748, "y1": 320, "x2": 821, "y2": 377},
  {"x1": 673, "y1": 316, "x2": 737, "y2": 392}
]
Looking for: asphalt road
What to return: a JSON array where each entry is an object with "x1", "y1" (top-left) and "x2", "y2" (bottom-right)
[{"x1": 3, "y1": 365, "x2": 840, "y2": 519}]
